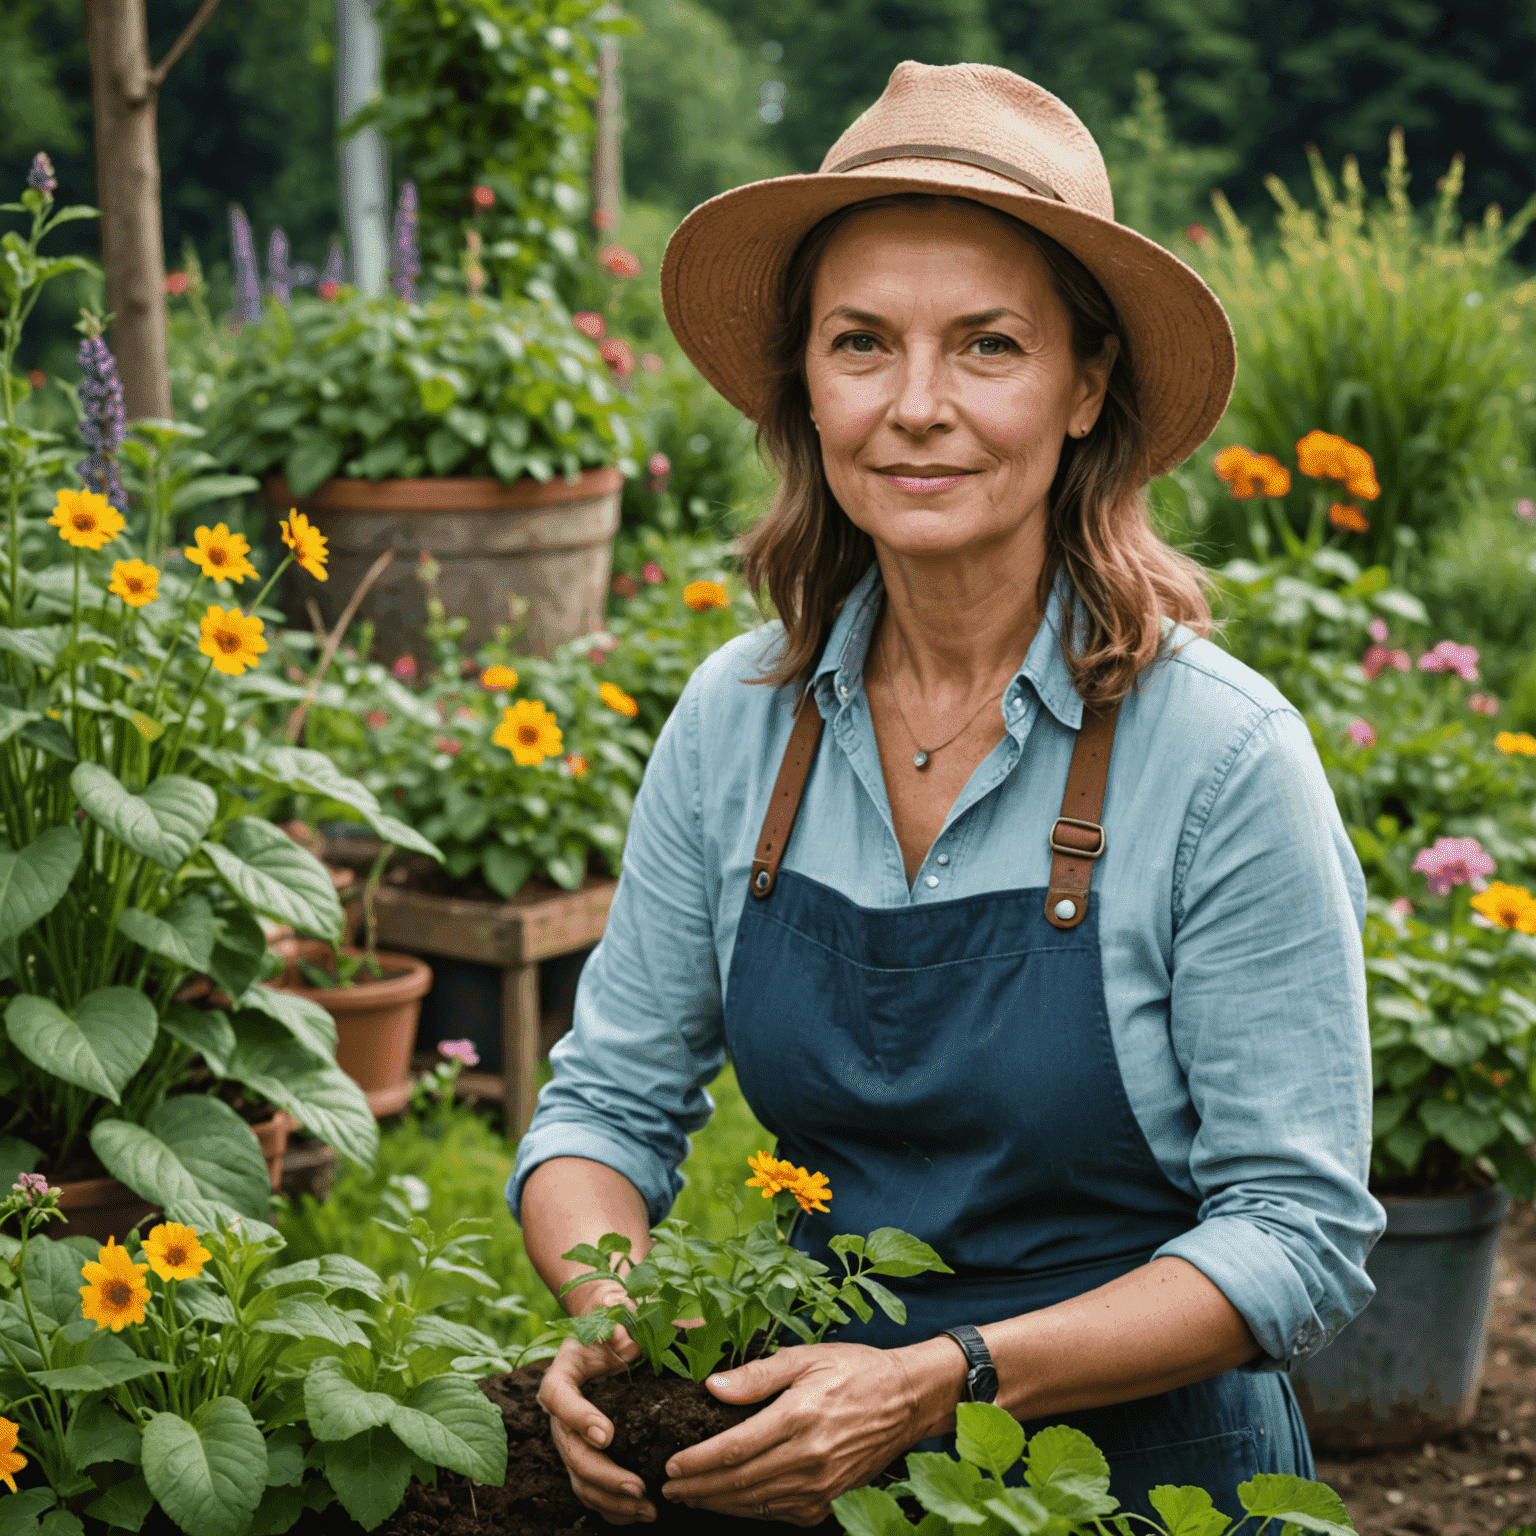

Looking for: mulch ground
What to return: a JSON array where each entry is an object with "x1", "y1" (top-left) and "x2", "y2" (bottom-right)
[{"x1": 1316, "y1": 1199, "x2": 1536, "y2": 1536}]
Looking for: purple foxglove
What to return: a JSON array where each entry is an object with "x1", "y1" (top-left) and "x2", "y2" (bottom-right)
[
  {"x1": 229, "y1": 205, "x2": 263, "y2": 323},
  {"x1": 27, "y1": 152, "x2": 56, "y2": 195},
  {"x1": 390, "y1": 181, "x2": 420, "y2": 302},
  {"x1": 75, "y1": 333, "x2": 127, "y2": 512}
]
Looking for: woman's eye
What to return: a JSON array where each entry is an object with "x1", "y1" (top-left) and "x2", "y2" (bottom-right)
[
  {"x1": 837, "y1": 333, "x2": 880, "y2": 354},
  {"x1": 973, "y1": 335, "x2": 1014, "y2": 356}
]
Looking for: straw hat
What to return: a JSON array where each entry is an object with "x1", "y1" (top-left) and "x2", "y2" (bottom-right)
[{"x1": 660, "y1": 61, "x2": 1235, "y2": 476}]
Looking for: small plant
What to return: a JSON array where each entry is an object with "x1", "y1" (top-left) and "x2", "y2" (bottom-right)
[
  {"x1": 294, "y1": 841, "x2": 396, "y2": 989},
  {"x1": 832, "y1": 1399, "x2": 1356, "y2": 1535}
]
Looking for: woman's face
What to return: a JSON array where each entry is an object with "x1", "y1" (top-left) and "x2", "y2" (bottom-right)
[{"x1": 803, "y1": 202, "x2": 1115, "y2": 564}]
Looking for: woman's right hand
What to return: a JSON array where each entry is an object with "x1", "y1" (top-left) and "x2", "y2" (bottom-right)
[{"x1": 538, "y1": 1316, "x2": 657, "y2": 1525}]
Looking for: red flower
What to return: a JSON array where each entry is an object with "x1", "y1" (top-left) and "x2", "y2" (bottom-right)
[
  {"x1": 434, "y1": 735, "x2": 463, "y2": 756},
  {"x1": 318, "y1": 282, "x2": 340, "y2": 301},
  {"x1": 471, "y1": 185, "x2": 496, "y2": 208},
  {"x1": 25, "y1": 370, "x2": 45, "y2": 390},
  {"x1": 164, "y1": 270, "x2": 190, "y2": 295},
  {"x1": 573, "y1": 311, "x2": 605, "y2": 339},
  {"x1": 611, "y1": 573, "x2": 639, "y2": 599},
  {"x1": 392, "y1": 654, "x2": 417, "y2": 680},
  {"x1": 366, "y1": 709, "x2": 389, "y2": 729},
  {"x1": 599, "y1": 245, "x2": 642, "y2": 278},
  {"x1": 641, "y1": 560, "x2": 665, "y2": 585},
  {"x1": 600, "y1": 338, "x2": 636, "y2": 378},
  {"x1": 1186, "y1": 224, "x2": 1208, "y2": 246}
]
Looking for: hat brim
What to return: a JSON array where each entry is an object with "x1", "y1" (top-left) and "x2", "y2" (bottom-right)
[{"x1": 660, "y1": 160, "x2": 1235, "y2": 477}]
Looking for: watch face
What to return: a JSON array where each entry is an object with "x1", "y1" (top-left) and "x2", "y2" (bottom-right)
[{"x1": 970, "y1": 1363, "x2": 1000, "y2": 1403}]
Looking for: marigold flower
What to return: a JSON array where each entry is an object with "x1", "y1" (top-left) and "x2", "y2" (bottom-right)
[
  {"x1": 599, "y1": 681, "x2": 639, "y2": 718},
  {"x1": 198, "y1": 605, "x2": 267, "y2": 676},
  {"x1": 481, "y1": 664, "x2": 519, "y2": 690},
  {"x1": 1470, "y1": 881, "x2": 1536, "y2": 935},
  {"x1": 1295, "y1": 430, "x2": 1380, "y2": 500},
  {"x1": 49, "y1": 488, "x2": 123, "y2": 551},
  {"x1": 79, "y1": 1238, "x2": 151, "y2": 1331},
  {"x1": 142, "y1": 1221, "x2": 210, "y2": 1283},
  {"x1": 1212, "y1": 445, "x2": 1290, "y2": 500},
  {"x1": 1412, "y1": 835, "x2": 1495, "y2": 897},
  {"x1": 493, "y1": 699, "x2": 562, "y2": 765},
  {"x1": 185, "y1": 523, "x2": 258, "y2": 584},
  {"x1": 1495, "y1": 731, "x2": 1536, "y2": 757},
  {"x1": 573, "y1": 311, "x2": 605, "y2": 340},
  {"x1": 1328, "y1": 502, "x2": 1369, "y2": 533},
  {"x1": 0, "y1": 1417, "x2": 25, "y2": 1493},
  {"x1": 1346, "y1": 719, "x2": 1376, "y2": 747},
  {"x1": 1417, "y1": 640, "x2": 1480, "y2": 683},
  {"x1": 109, "y1": 558, "x2": 160, "y2": 608},
  {"x1": 600, "y1": 338, "x2": 636, "y2": 378},
  {"x1": 280, "y1": 509, "x2": 329, "y2": 581},
  {"x1": 599, "y1": 244, "x2": 642, "y2": 278},
  {"x1": 745, "y1": 1152, "x2": 832, "y2": 1214},
  {"x1": 683, "y1": 580, "x2": 729, "y2": 612}
]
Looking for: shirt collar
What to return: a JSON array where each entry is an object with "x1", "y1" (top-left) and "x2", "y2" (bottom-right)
[{"x1": 810, "y1": 563, "x2": 1084, "y2": 732}]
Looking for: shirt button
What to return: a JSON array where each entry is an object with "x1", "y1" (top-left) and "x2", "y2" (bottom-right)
[
  {"x1": 936, "y1": 854, "x2": 949, "y2": 865},
  {"x1": 925, "y1": 875, "x2": 939, "y2": 888},
  {"x1": 838, "y1": 685, "x2": 849, "y2": 699}
]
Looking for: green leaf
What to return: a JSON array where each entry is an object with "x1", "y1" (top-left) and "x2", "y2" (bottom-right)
[
  {"x1": 117, "y1": 894, "x2": 217, "y2": 971},
  {"x1": 285, "y1": 435, "x2": 344, "y2": 498},
  {"x1": 1419, "y1": 1099, "x2": 1502, "y2": 1156},
  {"x1": 863, "y1": 1227, "x2": 954, "y2": 1277},
  {"x1": 829, "y1": 1485, "x2": 915, "y2": 1536},
  {"x1": 232, "y1": 985, "x2": 337, "y2": 1061},
  {"x1": 389, "y1": 1372, "x2": 507, "y2": 1483},
  {"x1": 33, "y1": 1356, "x2": 169, "y2": 1390},
  {"x1": 1149, "y1": 1485, "x2": 1233, "y2": 1536},
  {"x1": 0, "y1": 705, "x2": 40, "y2": 747},
  {"x1": 263, "y1": 1425, "x2": 307, "y2": 1487},
  {"x1": 903, "y1": 1451, "x2": 988, "y2": 1525},
  {"x1": 853, "y1": 1272, "x2": 907, "y2": 1325},
  {"x1": 0, "y1": 826, "x2": 81, "y2": 942},
  {"x1": 1237, "y1": 1475, "x2": 1354, "y2": 1533},
  {"x1": 0, "y1": 1136, "x2": 39, "y2": 1188},
  {"x1": 20, "y1": 718, "x2": 77, "y2": 762},
  {"x1": 163, "y1": 1198, "x2": 281, "y2": 1250},
  {"x1": 203, "y1": 819, "x2": 344, "y2": 941},
  {"x1": 0, "y1": 1490, "x2": 55, "y2": 1536},
  {"x1": 141, "y1": 1398, "x2": 268, "y2": 1536},
  {"x1": 956, "y1": 1401, "x2": 1025, "y2": 1481},
  {"x1": 482, "y1": 843, "x2": 533, "y2": 898},
  {"x1": 170, "y1": 475, "x2": 260, "y2": 512},
  {"x1": 319, "y1": 1426, "x2": 418, "y2": 1530},
  {"x1": 83, "y1": 1471, "x2": 155, "y2": 1532},
  {"x1": 1025, "y1": 1425, "x2": 1113, "y2": 1511},
  {"x1": 245, "y1": 1483, "x2": 305, "y2": 1536},
  {"x1": 305, "y1": 1356, "x2": 396, "y2": 1441},
  {"x1": 23, "y1": 1236, "x2": 89, "y2": 1327},
  {"x1": 0, "y1": 626, "x2": 65, "y2": 668},
  {"x1": 207, "y1": 906, "x2": 268, "y2": 1000},
  {"x1": 71, "y1": 765, "x2": 216, "y2": 870},
  {"x1": 5, "y1": 987, "x2": 158, "y2": 1101},
  {"x1": 253, "y1": 1296, "x2": 370, "y2": 1349},
  {"x1": 160, "y1": 1005, "x2": 236, "y2": 1074},
  {"x1": 979, "y1": 1486, "x2": 1057, "y2": 1534}
]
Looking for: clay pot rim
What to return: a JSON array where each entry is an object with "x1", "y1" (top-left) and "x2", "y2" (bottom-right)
[
  {"x1": 263, "y1": 465, "x2": 622, "y2": 514},
  {"x1": 267, "y1": 938, "x2": 433, "y2": 1009}
]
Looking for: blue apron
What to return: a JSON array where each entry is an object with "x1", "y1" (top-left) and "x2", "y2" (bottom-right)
[{"x1": 721, "y1": 699, "x2": 1313, "y2": 1523}]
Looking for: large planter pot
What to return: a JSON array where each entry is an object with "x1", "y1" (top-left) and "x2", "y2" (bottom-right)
[
  {"x1": 267, "y1": 939, "x2": 433, "y2": 1117},
  {"x1": 261, "y1": 467, "x2": 623, "y2": 661},
  {"x1": 1292, "y1": 1185, "x2": 1511, "y2": 1448}
]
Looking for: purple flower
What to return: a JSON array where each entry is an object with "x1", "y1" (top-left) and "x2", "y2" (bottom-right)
[
  {"x1": 27, "y1": 152, "x2": 56, "y2": 196},
  {"x1": 13, "y1": 1172, "x2": 50, "y2": 1203},
  {"x1": 75, "y1": 333, "x2": 127, "y2": 512},
  {"x1": 390, "y1": 182, "x2": 420, "y2": 303},
  {"x1": 437, "y1": 1039, "x2": 479, "y2": 1067},
  {"x1": 266, "y1": 227, "x2": 292, "y2": 306},
  {"x1": 229, "y1": 205, "x2": 263, "y2": 324},
  {"x1": 1411, "y1": 836, "x2": 1496, "y2": 897},
  {"x1": 1417, "y1": 640, "x2": 1480, "y2": 683}
]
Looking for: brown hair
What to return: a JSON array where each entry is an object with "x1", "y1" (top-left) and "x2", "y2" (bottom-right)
[{"x1": 737, "y1": 193, "x2": 1211, "y2": 708}]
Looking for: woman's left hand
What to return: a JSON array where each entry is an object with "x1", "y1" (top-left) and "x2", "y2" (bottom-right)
[{"x1": 660, "y1": 1341, "x2": 950, "y2": 1527}]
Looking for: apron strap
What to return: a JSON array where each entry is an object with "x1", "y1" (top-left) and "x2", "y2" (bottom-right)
[
  {"x1": 1046, "y1": 703, "x2": 1119, "y2": 929},
  {"x1": 749, "y1": 694, "x2": 826, "y2": 900}
]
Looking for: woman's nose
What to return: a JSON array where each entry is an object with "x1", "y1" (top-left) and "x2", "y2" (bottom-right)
[{"x1": 887, "y1": 349, "x2": 954, "y2": 435}]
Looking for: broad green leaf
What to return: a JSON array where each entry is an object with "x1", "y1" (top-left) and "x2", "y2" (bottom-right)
[
  {"x1": 5, "y1": 987, "x2": 157, "y2": 1101},
  {"x1": 0, "y1": 1490, "x2": 57, "y2": 1536},
  {"x1": 175, "y1": 1280, "x2": 237, "y2": 1326},
  {"x1": 1149, "y1": 1485, "x2": 1233, "y2": 1536},
  {"x1": 147, "y1": 1096, "x2": 273, "y2": 1219},
  {"x1": 19, "y1": 717, "x2": 77, "y2": 762},
  {"x1": 1237, "y1": 1474, "x2": 1354, "y2": 1534},
  {"x1": 0, "y1": 1136, "x2": 38, "y2": 1188},
  {"x1": 34, "y1": 1358, "x2": 169, "y2": 1390},
  {"x1": 956, "y1": 1401, "x2": 1025, "y2": 1481},
  {"x1": 0, "y1": 705, "x2": 40, "y2": 746},
  {"x1": 23, "y1": 1236, "x2": 89, "y2": 1328},
  {"x1": 829, "y1": 1485, "x2": 914, "y2": 1536},
  {"x1": 160, "y1": 1005, "x2": 237, "y2": 1075},
  {"x1": 263, "y1": 1425, "x2": 307, "y2": 1488},
  {"x1": 0, "y1": 626, "x2": 65, "y2": 668},
  {"x1": 163, "y1": 1198, "x2": 281, "y2": 1250},
  {"x1": 0, "y1": 825, "x2": 81, "y2": 942},
  {"x1": 89, "y1": 1118, "x2": 198, "y2": 1207},
  {"x1": 83, "y1": 1470, "x2": 155, "y2": 1531},
  {"x1": 980, "y1": 1486, "x2": 1058, "y2": 1534},
  {"x1": 1419, "y1": 1099, "x2": 1502, "y2": 1156},
  {"x1": 1025, "y1": 1425, "x2": 1113, "y2": 1510},
  {"x1": 118, "y1": 894, "x2": 217, "y2": 972},
  {"x1": 71, "y1": 764, "x2": 216, "y2": 870},
  {"x1": 853, "y1": 1272, "x2": 907, "y2": 1324},
  {"x1": 863, "y1": 1227, "x2": 953, "y2": 1277},
  {"x1": 170, "y1": 475, "x2": 260, "y2": 512},
  {"x1": 1411, "y1": 1021, "x2": 1488, "y2": 1068},
  {"x1": 304, "y1": 1355, "x2": 396, "y2": 1442},
  {"x1": 319, "y1": 1426, "x2": 418, "y2": 1529},
  {"x1": 903, "y1": 1451, "x2": 989, "y2": 1525},
  {"x1": 246, "y1": 1484, "x2": 305, "y2": 1536},
  {"x1": 252, "y1": 1296, "x2": 369, "y2": 1349},
  {"x1": 203, "y1": 819, "x2": 343, "y2": 941},
  {"x1": 207, "y1": 905, "x2": 267, "y2": 1001},
  {"x1": 233, "y1": 985, "x2": 338, "y2": 1061},
  {"x1": 141, "y1": 1398, "x2": 268, "y2": 1536},
  {"x1": 389, "y1": 1373, "x2": 507, "y2": 1483}
]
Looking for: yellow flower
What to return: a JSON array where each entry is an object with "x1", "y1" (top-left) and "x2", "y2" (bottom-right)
[
  {"x1": 142, "y1": 1221, "x2": 210, "y2": 1282},
  {"x1": 0, "y1": 1417, "x2": 25, "y2": 1493},
  {"x1": 1495, "y1": 731, "x2": 1536, "y2": 757},
  {"x1": 1295, "y1": 430, "x2": 1381, "y2": 501},
  {"x1": 198, "y1": 605, "x2": 268, "y2": 676},
  {"x1": 493, "y1": 699, "x2": 563, "y2": 765},
  {"x1": 563, "y1": 752, "x2": 589, "y2": 779},
  {"x1": 48, "y1": 488, "x2": 124, "y2": 551},
  {"x1": 1471, "y1": 881, "x2": 1536, "y2": 934},
  {"x1": 79, "y1": 1238, "x2": 151, "y2": 1332},
  {"x1": 184, "y1": 523, "x2": 259, "y2": 584},
  {"x1": 480, "y1": 664, "x2": 519, "y2": 690},
  {"x1": 683, "y1": 580, "x2": 730, "y2": 612},
  {"x1": 280, "y1": 508, "x2": 329, "y2": 581},
  {"x1": 745, "y1": 1152, "x2": 833, "y2": 1214},
  {"x1": 599, "y1": 681, "x2": 639, "y2": 718},
  {"x1": 1212, "y1": 446, "x2": 1291, "y2": 500},
  {"x1": 109, "y1": 558, "x2": 160, "y2": 608},
  {"x1": 1328, "y1": 502, "x2": 1370, "y2": 533}
]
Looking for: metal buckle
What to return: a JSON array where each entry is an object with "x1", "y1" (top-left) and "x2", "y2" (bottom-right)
[{"x1": 1049, "y1": 817, "x2": 1106, "y2": 860}]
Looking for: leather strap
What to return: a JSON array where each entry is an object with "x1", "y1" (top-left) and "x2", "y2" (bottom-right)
[
  {"x1": 827, "y1": 143, "x2": 1063, "y2": 204},
  {"x1": 750, "y1": 696, "x2": 826, "y2": 900},
  {"x1": 1046, "y1": 704, "x2": 1119, "y2": 930}
]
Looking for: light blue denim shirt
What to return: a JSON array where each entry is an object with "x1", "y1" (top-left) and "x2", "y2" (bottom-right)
[{"x1": 510, "y1": 564, "x2": 1385, "y2": 1370}]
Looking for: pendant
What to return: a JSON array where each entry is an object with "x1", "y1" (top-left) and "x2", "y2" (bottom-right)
[{"x1": 912, "y1": 751, "x2": 929, "y2": 769}]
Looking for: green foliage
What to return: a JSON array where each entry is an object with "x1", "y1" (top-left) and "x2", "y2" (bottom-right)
[
  {"x1": 834, "y1": 1401, "x2": 1354, "y2": 1534},
  {"x1": 204, "y1": 285, "x2": 638, "y2": 498}
]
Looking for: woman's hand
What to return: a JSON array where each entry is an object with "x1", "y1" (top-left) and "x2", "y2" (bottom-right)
[{"x1": 660, "y1": 1339, "x2": 963, "y2": 1527}]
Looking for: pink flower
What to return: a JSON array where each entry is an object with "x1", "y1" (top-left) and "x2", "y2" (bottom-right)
[
  {"x1": 1186, "y1": 224, "x2": 1208, "y2": 245},
  {"x1": 573, "y1": 311, "x2": 605, "y2": 340},
  {"x1": 164, "y1": 270, "x2": 190, "y2": 296},
  {"x1": 365, "y1": 709, "x2": 389, "y2": 729},
  {"x1": 641, "y1": 560, "x2": 665, "y2": 585},
  {"x1": 434, "y1": 735, "x2": 462, "y2": 756},
  {"x1": 1417, "y1": 640, "x2": 1480, "y2": 682},
  {"x1": 12, "y1": 1172, "x2": 50, "y2": 1202},
  {"x1": 1362, "y1": 645, "x2": 1411, "y2": 681},
  {"x1": 1468, "y1": 693, "x2": 1500, "y2": 717},
  {"x1": 1367, "y1": 618, "x2": 1389, "y2": 642},
  {"x1": 392, "y1": 654, "x2": 417, "y2": 680},
  {"x1": 647, "y1": 451, "x2": 671, "y2": 478},
  {"x1": 454, "y1": 705, "x2": 475, "y2": 722},
  {"x1": 588, "y1": 647, "x2": 608, "y2": 665},
  {"x1": 471, "y1": 185, "x2": 496, "y2": 209},
  {"x1": 640, "y1": 352, "x2": 664, "y2": 374},
  {"x1": 1390, "y1": 897, "x2": 1414, "y2": 918},
  {"x1": 1346, "y1": 719, "x2": 1376, "y2": 747},
  {"x1": 600, "y1": 338, "x2": 636, "y2": 378},
  {"x1": 437, "y1": 1039, "x2": 479, "y2": 1066},
  {"x1": 1517, "y1": 498, "x2": 1535, "y2": 522},
  {"x1": 1411, "y1": 836, "x2": 1496, "y2": 896},
  {"x1": 318, "y1": 282, "x2": 340, "y2": 301},
  {"x1": 599, "y1": 244, "x2": 642, "y2": 278}
]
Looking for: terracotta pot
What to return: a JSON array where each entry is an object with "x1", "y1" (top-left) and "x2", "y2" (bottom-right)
[
  {"x1": 262, "y1": 467, "x2": 622, "y2": 661},
  {"x1": 266, "y1": 939, "x2": 432, "y2": 1116},
  {"x1": 253, "y1": 1111, "x2": 298, "y2": 1192}
]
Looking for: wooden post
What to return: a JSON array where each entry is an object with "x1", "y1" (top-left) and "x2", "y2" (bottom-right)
[
  {"x1": 500, "y1": 962, "x2": 542, "y2": 1139},
  {"x1": 591, "y1": 35, "x2": 622, "y2": 231}
]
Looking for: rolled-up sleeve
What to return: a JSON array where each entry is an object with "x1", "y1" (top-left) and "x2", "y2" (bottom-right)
[
  {"x1": 1152, "y1": 706, "x2": 1385, "y2": 1370},
  {"x1": 507, "y1": 668, "x2": 727, "y2": 1226}
]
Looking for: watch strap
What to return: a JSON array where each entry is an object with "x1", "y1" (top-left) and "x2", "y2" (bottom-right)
[{"x1": 939, "y1": 1324, "x2": 999, "y2": 1404}]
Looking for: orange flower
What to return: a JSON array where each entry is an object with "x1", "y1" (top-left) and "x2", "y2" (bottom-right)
[
  {"x1": 599, "y1": 681, "x2": 638, "y2": 718},
  {"x1": 184, "y1": 523, "x2": 259, "y2": 584},
  {"x1": 493, "y1": 699, "x2": 562, "y2": 765},
  {"x1": 142, "y1": 1221, "x2": 211, "y2": 1282},
  {"x1": 79, "y1": 1238, "x2": 151, "y2": 1331},
  {"x1": 1328, "y1": 502, "x2": 1370, "y2": 533},
  {"x1": 1471, "y1": 881, "x2": 1536, "y2": 934},
  {"x1": 109, "y1": 558, "x2": 160, "y2": 608},
  {"x1": 0, "y1": 1417, "x2": 25, "y2": 1493},
  {"x1": 1212, "y1": 446, "x2": 1290, "y2": 500},
  {"x1": 1494, "y1": 731, "x2": 1536, "y2": 757},
  {"x1": 49, "y1": 488, "x2": 124, "y2": 551},
  {"x1": 563, "y1": 753, "x2": 589, "y2": 779},
  {"x1": 745, "y1": 1152, "x2": 833, "y2": 1214},
  {"x1": 1296, "y1": 430, "x2": 1380, "y2": 500},
  {"x1": 480, "y1": 664, "x2": 519, "y2": 690},
  {"x1": 279, "y1": 509, "x2": 328, "y2": 581},
  {"x1": 682, "y1": 580, "x2": 730, "y2": 612},
  {"x1": 198, "y1": 605, "x2": 267, "y2": 676}
]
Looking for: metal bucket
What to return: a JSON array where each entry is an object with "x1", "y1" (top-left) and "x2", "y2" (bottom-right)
[{"x1": 1292, "y1": 1185, "x2": 1510, "y2": 1449}]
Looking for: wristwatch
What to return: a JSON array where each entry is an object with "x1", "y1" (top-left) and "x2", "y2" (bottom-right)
[{"x1": 939, "y1": 1324, "x2": 999, "y2": 1404}]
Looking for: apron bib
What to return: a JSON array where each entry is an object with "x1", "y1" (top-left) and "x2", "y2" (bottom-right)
[{"x1": 721, "y1": 695, "x2": 1314, "y2": 1521}]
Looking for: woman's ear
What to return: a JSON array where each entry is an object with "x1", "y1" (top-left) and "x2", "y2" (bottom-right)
[{"x1": 1071, "y1": 333, "x2": 1120, "y2": 437}]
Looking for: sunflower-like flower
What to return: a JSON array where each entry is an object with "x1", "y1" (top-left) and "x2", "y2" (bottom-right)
[
  {"x1": 184, "y1": 523, "x2": 259, "y2": 584},
  {"x1": 79, "y1": 1238, "x2": 151, "y2": 1332},
  {"x1": 745, "y1": 1151, "x2": 833, "y2": 1214},
  {"x1": 1295, "y1": 430, "x2": 1380, "y2": 501},
  {"x1": 1211, "y1": 446, "x2": 1290, "y2": 500},
  {"x1": 0, "y1": 1417, "x2": 25, "y2": 1493},
  {"x1": 480, "y1": 664, "x2": 519, "y2": 690},
  {"x1": 1471, "y1": 881, "x2": 1536, "y2": 935},
  {"x1": 142, "y1": 1221, "x2": 211, "y2": 1283},
  {"x1": 599, "y1": 681, "x2": 639, "y2": 718},
  {"x1": 48, "y1": 487, "x2": 124, "y2": 550},
  {"x1": 199, "y1": 605, "x2": 268, "y2": 676},
  {"x1": 280, "y1": 509, "x2": 329, "y2": 581},
  {"x1": 683, "y1": 580, "x2": 730, "y2": 612},
  {"x1": 493, "y1": 699, "x2": 562, "y2": 765},
  {"x1": 109, "y1": 558, "x2": 160, "y2": 608}
]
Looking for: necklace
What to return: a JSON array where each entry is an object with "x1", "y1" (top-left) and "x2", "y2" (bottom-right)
[{"x1": 878, "y1": 619, "x2": 1008, "y2": 770}]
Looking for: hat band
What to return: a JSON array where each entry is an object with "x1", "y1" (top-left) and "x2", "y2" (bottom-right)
[{"x1": 826, "y1": 143, "x2": 1063, "y2": 203}]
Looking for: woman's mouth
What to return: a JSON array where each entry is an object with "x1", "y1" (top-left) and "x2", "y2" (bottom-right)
[{"x1": 876, "y1": 471, "x2": 975, "y2": 493}]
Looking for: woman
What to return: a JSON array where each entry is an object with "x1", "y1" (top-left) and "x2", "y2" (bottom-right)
[{"x1": 513, "y1": 61, "x2": 1383, "y2": 1528}]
